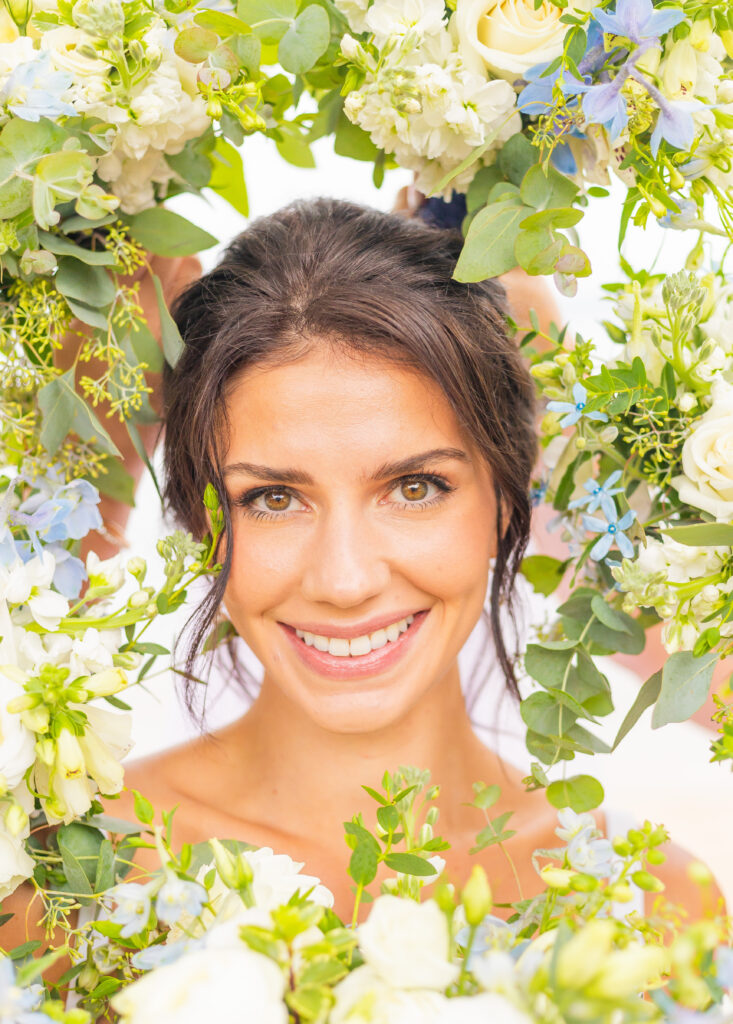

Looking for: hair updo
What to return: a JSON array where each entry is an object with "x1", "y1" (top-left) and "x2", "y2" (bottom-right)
[{"x1": 163, "y1": 197, "x2": 537, "y2": 713}]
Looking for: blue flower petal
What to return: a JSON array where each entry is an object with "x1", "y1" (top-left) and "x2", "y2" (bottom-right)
[{"x1": 591, "y1": 532, "x2": 614, "y2": 560}]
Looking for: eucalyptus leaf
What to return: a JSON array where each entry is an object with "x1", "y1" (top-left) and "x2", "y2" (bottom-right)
[
  {"x1": 64, "y1": 296, "x2": 109, "y2": 329},
  {"x1": 520, "y1": 162, "x2": 578, "y2": 210},
  {"x1": 278, "y1": 4, "x2": 329, "y2": 73},
  {"x1": 126, "y1": 208, "x2": 217, "y2": 258},
  {"x1": 662, "y1": 523, "x2": 733, "y2": 547},
  {"x1": 194, "y1": 9, "x2": 252, "y2": 35},
  {"x1": 37, "y1": 368, "x2": 120, "y2": 457},
  {"x1": 652, "y1": 651, "x2": 718, "y2": 728},
  {"x1": 613, "y1": 669, "x2": 662, "y2": 749},
  {"x1": 547, "y1": 775, "x2": 604, "y2": 812},
  {"x1": 520, "y1": 691, "x2": 577, "y2": 736},
  {"x1": 152, "y1": 273, "x2": 184, "y2": 368},
  {"x1": 333, "y1": 113, "x2": 379, "y2": 161},
  {"x1": 239, "y1": 0, "x2": 296, "y2": 43},
  {"x1": 521, "y1": 554, "x2": 568, "y2": 595},
  {"x1": 454, "y1": 200, "x2": 530, "y2": 282},
  {"x1": 524, "y1": 644, "x2": 575, "y2": 689},
  {"x1": 384, "y1": 853, "x2": 437, "y2": 877},
  {"x1": 208, "y1": 137, "x2": 249, "y2": 216},
  {"x1": 56, "y1": 257, "x2": 115, "y2": 307},
  {"x1": 497, "y1": 132, "x2": 537, "y2": 186},
  {"x1": 94, "y1": 839, "x2": 116, "y2": 893},
  {"x1": 174, "y1": 25, "x2": 219, "y2": 62},
  {"x1": 590, "y1": 596, "x2": 634, "y2": 635},
  {"x1": 38, "y1": 230, "x2": 116, "y2": 265}
]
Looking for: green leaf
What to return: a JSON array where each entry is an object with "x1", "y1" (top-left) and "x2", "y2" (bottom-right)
[
  {"x1": 278, "y1": 4, "x2": 329, "y2": 73},
  {"x1": 524, "y1": 644, "x2": 575, "y2": 689},
  {"x1": 454, "y1": 200, "x2": 530, "y2": 282},
  {"x1": 547, "y1": 775, "x2": 604, "y2": 812},
  {"x1": 613, "y1": 669, "x2": 662, "y2": 749},
  {"x1": 521, "y1": 691, "x2": 577, "y2": 736},
  {"x1": 515, "y1": 226, "x2": 564, "y2": 276},
  {"x1": 376, "y1": 804, "x2": 399, "y2": 833},
  {"x1": 133, "y1": 790, "x2": 154, "y2": 825},
  {"x1": 126, "y1": 208, "x2": 217, "y2": 258},
  {"x1": 174, "y1": 25, "x2": 219, "y2": 62},
  {"x1": 521, "y1": 554, "x2": 567, "y2": 596},
  {"x1": 37, "y1": 368, "x2": 120, "y2": 457},
  {"x1": 239, "y1": 0, "x2": 296, "y2": 43},
  {"x1": 520, "y1": 207, "x2": 583, "y2": 230},
  {"x1": 275, "y1": 126, "x2": 315, "y2": 168},
  {"x1": 95, "y1": 839, "x2": 116, "y2": 893},
  {"x1": 662, "y1": 523, "x2": 733, "y2": 547},
  {"x1": 520, "y1": 162, "x2": 578, "y2": 210},
  {"x1": 497, "y1": 132, "x2": 538, "y2": 186},
  {"x1": 58, "y1": 829, "x2": 98, "y2": 903},
  {"x1": 466, "y1": 165, "x2": 504, "y2": 212},
  {"x1": 194, "y1": 9, "x2": 252, "y2": 35},
  {"x1": 652, "y1": 651, "x2": 718, "y2": 728},
  {"x1": 151, "y1": 273, "x2": 184, "y2": 368},
  {"x1": 349, "y1": 841, "x2": 378, "y2": 886},
  {"x1": 333, "y1": 112, "x2": 379, "y2": 162},
  {"x1": 472, "y1": 782, "x2": 501, "y2": 810},
  {"x1": 128, "y1": 323, "x2": 163, "y2": 373},
  {"x1": 38, "y1": 230, "x2": 116, "y2": 265},
  {"x1": 384, "y1": 853, "x2": 437, "y2": 877},
  {"x1": 590, "y1": 596, "x2": 634, "y2": 635},
  {"x1": 571, "y1": 654, "x2": 613, "y2": 717},
  {"x1": 208, "y1": 137, "x2": 248, "y2": 217},
  {"x1": 56, "y1": 257, "x2": 115, "y2": 307}
]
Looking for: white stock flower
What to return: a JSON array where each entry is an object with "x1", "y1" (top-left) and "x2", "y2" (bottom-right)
[
  {"x1": 334, "y1": 0, "x2": 369, "y2": 33},
  {"x1": 111, "y1": 946, "x2": 287, "y2": 1024},
  {"x1": 452, "y1": 0, "x2": 593, "y2": 83},
  {"x1": 0, "y1": 670, "x2": 35, "y2": 790},
  {"x1": 672, "y1": 379, "x2": 733, "y2": 520},
  {"x1": 357, "y1": 895, "x2": 460, "y2": 990},
  {"x1": 0, "y1": 553, "x2": 68, "y2": 630},
  {"x1": 330, "y1": 965, "x2": 449, "y2": 1024},
  {"x1": 68, "y1": 627, "x2": 117, "y2": 678},
  {"x1": 365, "y1": 0, "x2": 446, "y2": 44},
  {"x1": 0, "y1": 826, "x2": 34, "y2": 901}
]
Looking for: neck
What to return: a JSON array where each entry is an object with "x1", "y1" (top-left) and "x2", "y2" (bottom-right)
[{"x1": 219, "y1": 662, "x2": 498, "y2": 841}]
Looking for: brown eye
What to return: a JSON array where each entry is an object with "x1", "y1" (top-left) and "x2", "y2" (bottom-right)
[
  {"x1": 401, "y1": 479, "x2": 428, "y2": 502},
  {"x1": 264, "y1": 489, "x2": 292, "y2": 511}
]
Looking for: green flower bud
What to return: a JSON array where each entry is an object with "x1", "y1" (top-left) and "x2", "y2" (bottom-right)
[
  {"x1": 4, "y1": 801, "x2": 29, "y2": 837},
  {"x1": 127, "y1": 557, "x2": 147, "y2": 582},
  {"x1": 647, "y1": 848, "x2": 666, "y2": 866},
  {"x1": 462, "y1": 865, "x2": 493, "y2": 925},
  {"x1": 84, "y1": 668, "x2": 127, "y2": 698},
  {"x1": 7, "y1": 693, "x2": 39, "y2": 714},
  {"x1": 541, "y1": 866, "x2": 574, "y2": 889},
  {"x1": 209, "y1": 838, "x2": 253, "y2": 891},
  {"x1": 20, "y1": 705, "x2": 50, "y2": 734},
  {"x1": 631, "y1": 869, "x2": 665, "y2": 892},
  {"x1": 687, "y1": 861, "x2": 713, "y2": 887},
  {"x1": 203, "y1": 483, "x2": 220, "y2": 512}
]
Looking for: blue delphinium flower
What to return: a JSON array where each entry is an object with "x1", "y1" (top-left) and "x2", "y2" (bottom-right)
[
  {"x1": 583, "y1": 508, "x2": 637, "y2": 560},
  {"x1": 0, "y1": 955, "x2": 47, "y2": 1023},
  {"x1": 580, "y1": 76, "x2": 630, "y2": 142},
  {"x1": 547, "y1": 382, "x2": 609, "y2": 428},
  {"x1": 645, "y1": 87, "x2": 702, "y2": 157},
  {"x1": 568, "y1": 470, "x2": 624, "y2": 520},
  {"x1": 591, "y1": 0, "x2": 685, "y2": 45},
  {"x1": 155, "y1": 872, "x2": 208, "y2": 926},
  {"x1": 107, "y1": 882, "x2": 155, "y2": 938}
]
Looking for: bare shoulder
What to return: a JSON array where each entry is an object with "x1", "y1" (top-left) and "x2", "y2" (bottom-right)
[{"x1": 653, "y1": 841, "x2": 725, "y2": 920}]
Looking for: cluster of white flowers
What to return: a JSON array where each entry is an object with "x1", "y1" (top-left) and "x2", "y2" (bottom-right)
[
  {"x1": 612, "y1": 533, "x2": 732, "y2": 653},
  {"x1": 336, "y1": 0, "x2": 521, "y2": 195},
  {"x1": 0, "y1": 545, "x2": 134, "y2": 898},
  {"x1": 0, "y1": 3, "x2": 209, "y2": 212}
]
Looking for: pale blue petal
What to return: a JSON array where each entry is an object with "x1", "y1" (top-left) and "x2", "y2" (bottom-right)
[
  {"x1": 591, "y1": 533, "x2": 613, "y2": 560},
  {"x1": 583, "y1": 514, "x2": 609, "y2": 532},
  {"x1": 572, "y1": 381, "x2": 587, "y2": 404},
  {"x1": 616, "y1": 532, "x2": 635, "y2": 558},
  {"x1": 599, "y1": 493, "x2": 618, "y2": 520},
  {"x1": 617, "y1": 509, "x2": 636, "y2": 530}
]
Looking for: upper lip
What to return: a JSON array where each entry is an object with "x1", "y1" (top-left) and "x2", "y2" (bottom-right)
[{"x1": 280, "y1": 609, "x2": 426, "y2": 639}]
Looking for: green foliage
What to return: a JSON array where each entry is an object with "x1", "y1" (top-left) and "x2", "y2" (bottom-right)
[
  {"x1": 37, "y1": 369, "x2": 120, "y2": 457},
  {"x1": 125, "y1": 208, "x2": 218, "y2": 258},
  {"x1": 547, "y1": 775, "x2": 604, "y2": 812}
]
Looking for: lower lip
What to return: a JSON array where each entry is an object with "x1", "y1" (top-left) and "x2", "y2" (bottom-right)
[{"x1": 278, "y1": 611, "x2": 430, "y2": 680}]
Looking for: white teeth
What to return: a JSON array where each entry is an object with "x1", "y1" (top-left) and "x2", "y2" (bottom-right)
[
  {"x1": 349, "y1": 635, "x2": 371, "y2": 656},
  {"x1": 294, "y1": 614, "x2": 420, "y2": 657},
  {"x1": 369, "y1": 628, "x2": 388, "y2": 650}
]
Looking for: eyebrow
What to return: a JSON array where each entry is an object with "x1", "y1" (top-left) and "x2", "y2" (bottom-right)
[{"x1": 223, "y1": 447, "x2": 469, "y2": 485}]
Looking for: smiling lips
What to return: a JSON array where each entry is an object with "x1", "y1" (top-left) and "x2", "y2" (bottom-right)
[{"x1": 279, "y1": 610, "x2": 429, "y2": 680}]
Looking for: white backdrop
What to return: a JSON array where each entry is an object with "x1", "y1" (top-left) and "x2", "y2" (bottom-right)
[{"x1": 123, "y1": 131, "x2": 733, "y2": 900}]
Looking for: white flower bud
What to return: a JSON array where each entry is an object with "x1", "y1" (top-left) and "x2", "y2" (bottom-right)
[
  {"x1": 84, "y1": 668, "x2": 128, "y2": 698},
  {"x1": 55, "y1": 729, "x2": 85, "y2": 780},
  {"x1": 4, "y1": 801, "x2": 28, "y2": 837},
  {"x1": 126, "y1": 557, "x2": 147, "y2": 582},
  {"x1": 678, "y1": 392, "x2": 697, "y2": 412},
  {"x1": 128, "y1": 589, "x2": 151, "y2": 609},
  {"x1": 340, "y1": 33, "x2": 360, "y2": 59}
]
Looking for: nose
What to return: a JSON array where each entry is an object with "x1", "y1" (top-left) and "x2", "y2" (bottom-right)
[{"x1": 300, "y1": 501, "x2": 391, "y2": 609}]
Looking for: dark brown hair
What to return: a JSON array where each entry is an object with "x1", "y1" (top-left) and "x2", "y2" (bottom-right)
[{"x1": 163, "y1": 198, "x2": 536, "y2": 716}]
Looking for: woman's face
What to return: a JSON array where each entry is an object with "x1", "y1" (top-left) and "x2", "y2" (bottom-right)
[{"x1": 221, "y1": 346, "x2": 498, "y2": 733}]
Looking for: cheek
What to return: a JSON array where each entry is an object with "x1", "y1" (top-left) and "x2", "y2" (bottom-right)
[{"x1": 223, "y1": 519, "x2": 304, "y2": 616}]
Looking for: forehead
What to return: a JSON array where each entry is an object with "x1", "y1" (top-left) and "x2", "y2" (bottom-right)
[{"x1": 223, "y1": 347, "x2": 468, "y2": 468}]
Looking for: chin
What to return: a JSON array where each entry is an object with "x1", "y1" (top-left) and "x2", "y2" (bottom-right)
[{"x1": 298, "y1": 684, "x2": 426, "y2": 735}]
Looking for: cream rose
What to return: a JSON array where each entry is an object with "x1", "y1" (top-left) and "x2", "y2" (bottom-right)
[
  {"x1": 672, "y1": 380, "x2": 733, "y2": 521},
  {"x1": 453, "y1": 0, "x2": 593, "y2": 82},
  {"x1": 357, "y1": 895, "x2": 460, "y2": 990}
]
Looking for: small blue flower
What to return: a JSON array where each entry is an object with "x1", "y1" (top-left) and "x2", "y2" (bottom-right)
[
  {"x1": 547, "y1": 382, "x2": 609, "y2": 428},
  {"x1": 1, "y1": 54, "x2": 75, "y2": 122},
  {"x1": 568, "y1": 470, "x2": 624, "y2": 519},
  {"x1": 580, "y1": 76, "x2": 630, "y2": 142},
  {"x1": 107, "y1": 882, "x2": 154, "y2": 938},
  {"x1": 0, "y1": 955, "x2": 46, "y2": 1022},
  {"x1": 592, "y1": 0, "x2": 685, "y2": 45},
  {"x1": 155, "y1": 873, "x2": 207, "y2": 926},
  {"x1": 583, "y1": 508, "x2": 637, "y2": 560},
  {"x1": 648, "y1": 93, "x2": 701, "y2": 157}
]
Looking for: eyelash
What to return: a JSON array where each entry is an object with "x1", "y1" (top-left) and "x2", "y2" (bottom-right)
[{"x1": 232, "y1": 473, "x2": 455, "y2": 522}]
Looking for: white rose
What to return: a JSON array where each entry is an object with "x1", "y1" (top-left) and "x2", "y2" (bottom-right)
[
  {"x1": 671, "y1": 380, "x2": 733, "y2": 521},
  {"x1": 245, "y1": 847, "x2": 334, "y2": 912},
  {"x1": 0, "y1": 670, "x2": 36, "y2": 790},
  {"x1": 453, "y1": 0, "x2": 593, "y2": 82},
  {"x1": 0, "y1": 827, "x2": 34, "y2": 901},
  {"x1": 442, "y1": 993, "x2": 534, "y2": 1024},
  {"x1": 357, "y1": 895, "x2": 460, "y2": 990},
  {"x1": 331, "y1": 965, "x2": 449, "y2": 1024},
  {"x1": 112, "y1": 946, "x2": 287, "y2": 1024},
  {"x1": 40, "y1": 26, "x2": 108, "y2": 79}
]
